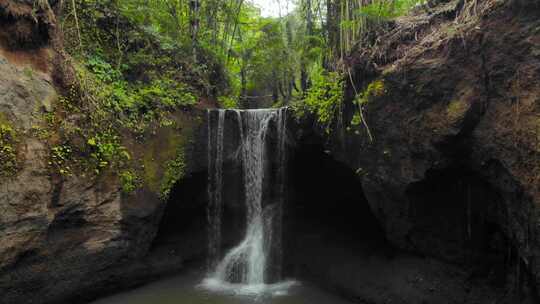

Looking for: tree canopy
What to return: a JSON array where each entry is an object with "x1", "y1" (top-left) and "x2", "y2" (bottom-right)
[{"x1": 62, "y1": 0, "x2": 425, "y2": 110}]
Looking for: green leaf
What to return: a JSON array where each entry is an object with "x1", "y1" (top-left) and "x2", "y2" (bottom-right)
[{"x1": 87, "y1": 138, "x2": 97, "y2": 146}]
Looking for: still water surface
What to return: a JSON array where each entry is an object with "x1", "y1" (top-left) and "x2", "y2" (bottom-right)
[{"x1": 90, "y1": 271, "x2": 355, "y2": 304}]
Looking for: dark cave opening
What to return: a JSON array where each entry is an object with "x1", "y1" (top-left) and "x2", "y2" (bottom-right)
[
  {"x1": 405, "y1": 166, "x2": 511, "y2": 287},
  {"x1": 284, "y1": 140, "x2": 391, "y2": 280},
  {"x1": 150, "y1": 171, "x2": 208, "y2": 261},
  {"x1": 151, "y1": 159, "x2": 247, "y2": 264},
  {"x1": 150, "y1": 133, "x2": 393, "y2": 280}
]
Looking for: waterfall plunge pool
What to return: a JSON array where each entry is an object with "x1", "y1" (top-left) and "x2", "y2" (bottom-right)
[
  {"x1": 90, "y1": 108, "x2": 356, "y2": 304},
  {"x1": 89, "y1": 270, "x2": 356, "y2": 304}
]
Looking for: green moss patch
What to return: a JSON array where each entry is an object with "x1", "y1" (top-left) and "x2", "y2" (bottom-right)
[
  {"x1": 348, "y1": 79, "x2": 387, "y2": 132},
  {"x1": 446, "y1": 99, "x2": 469, "y2": 121},
  {"x1": 119, "y1": 170, "x2": 140, "y2": 194},
  {"x1": 355, "y1": 79, "x2": 386, "y2": 106},
  {"x1": 0, "y1": 113, "x2": 20, "y2": 180},
  {"x1": 139, "y1": 114, "x2": 196, "y2": 200},
  {"x1": 159, "y1": 150, "x2": 187, "y2": 200},
  {"x1": 142, "y1": 131, "x2": 184, "y2": 194}
]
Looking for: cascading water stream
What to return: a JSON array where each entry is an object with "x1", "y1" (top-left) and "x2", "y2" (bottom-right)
[
  {"x1": 207, "y1": 110, "x2": 225, "y2": 270},
  {"x1": 202, "y1": 108, "x2": 294, "y2": 295}
]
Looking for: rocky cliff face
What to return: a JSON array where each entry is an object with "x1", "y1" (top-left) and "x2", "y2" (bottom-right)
[
  {"x1": 330, "y1": 0, "x2": 539, "y2": 296},
  {"x1": 0, "y1": 2, "x2": 209, "y2": 303}
]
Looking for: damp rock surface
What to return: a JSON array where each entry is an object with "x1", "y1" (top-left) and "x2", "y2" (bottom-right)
[
  {"x1": 0, "y1": 2, "x2": 210, "y2": 303},
  {"x1": 314, "y1": 0, "x2": 540, "y2": 300}
]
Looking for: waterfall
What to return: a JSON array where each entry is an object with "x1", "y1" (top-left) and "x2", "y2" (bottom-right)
[
  {"x1": 203, "y1": 108, "x2": 293, "y2": 294},
  {"x1": 207, "y1": 109, "x2": 226, "y2": 270}
]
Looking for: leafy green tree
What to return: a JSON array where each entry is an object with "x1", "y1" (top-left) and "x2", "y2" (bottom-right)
[{"x1": 62, "y1": 0, "x2": 423, "y2": 109}]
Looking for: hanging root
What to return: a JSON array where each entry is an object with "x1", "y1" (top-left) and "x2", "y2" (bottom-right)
[{"x1": 347, "y1": 68, "x2": 374, "y2": 144}]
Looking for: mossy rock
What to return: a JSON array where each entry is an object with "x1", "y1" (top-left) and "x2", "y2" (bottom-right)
[
  {"x1": 142, "y1": 130, "x2": 185, "y2": 194},
  {"x1": 355, "y1": 79, "x2": 387, "y2": 106},
  {"x1": 137, "y1": 112, "x2": 198, "y2": 199},
  {"x1": 446, "y1": 99, "x2": 469, "y2": 122},
  {"x1": 0, "y1": 112, "x2": 20, "y2": 180}
]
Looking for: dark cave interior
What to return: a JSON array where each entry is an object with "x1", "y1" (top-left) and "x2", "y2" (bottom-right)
[
  {"x1": 151, "y1": 136, "x2": 536, "y2": 299},
  {"x1": 406, "y1": 166, "x2": 510, "y2": 285},
  {"x1": 283, "y1": 140, "x2": 392, "y2": 279}
]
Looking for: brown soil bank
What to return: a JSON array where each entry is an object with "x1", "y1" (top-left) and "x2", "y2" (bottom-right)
[{"x1": 319, "y1": 0, "x2": 539, "y2": 302}]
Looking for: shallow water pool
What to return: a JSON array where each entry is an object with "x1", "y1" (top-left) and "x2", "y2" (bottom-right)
[{"x1": 90, "y1": 271, "x2": 355, "y2": 304}]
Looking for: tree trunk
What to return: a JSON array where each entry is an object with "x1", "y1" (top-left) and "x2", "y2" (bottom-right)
[
  {"x1": 189, "y1": 0, "x2": 200, "y2": 61},
  {"x1": 325, "y1": 0, "x2": 340, "y2": 70},
  {"x1": 300, "y1": 0, "x2": 313, "y2": 93},
  {"x1": 240, "y1": 65, "x2": 248, "y2": 107},
  {"x1": 227, "y1": 0, "x2": 245, "y2": 63}
]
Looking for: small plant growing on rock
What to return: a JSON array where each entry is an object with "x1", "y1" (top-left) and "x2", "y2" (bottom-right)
[
  {"x1": 354, "y1": 79, "x2": 385, "y2": 106},
  {"x1": 0, "y1": 122, "x2": 19, "y2": 179},
  {"x1": 86, "y1": 131, "x2": 131, "y2": 175},
  {"x1": 351, "y1": 112, "x2": 362, "y2": 126},
  {"x1": 349, "y1": 77, "x2": 386, "y2": 143},
  {"x1": 293, "y1": 68, "x2": 344, "y2": 134},
  {"x1": 23, "y1": 67, "x2": 34, "y2": 79},
  {"x1": 120, "y1": 170, "x2": 139, "y2": 194},
  {"x1": 159, "y1": 149, "x2": 187, "y2": 200},
  {"x1": 49, "y1": 145, "x2": 73, "y2": 176}
]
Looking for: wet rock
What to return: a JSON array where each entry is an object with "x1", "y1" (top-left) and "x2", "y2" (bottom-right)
[
  {"x1": 329, "y1": 0, "x2": 540, "y2": 297},
  {"x1": 0, "y1": 3, "x2": 208, "y2": 303}
]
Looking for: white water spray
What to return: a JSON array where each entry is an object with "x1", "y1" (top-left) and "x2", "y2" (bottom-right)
[{"x1": 203, "y1": 108, "x2": 294, "y2": 295}]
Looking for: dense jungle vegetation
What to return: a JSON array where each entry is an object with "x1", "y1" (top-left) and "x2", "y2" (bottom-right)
[
  {"x1": 62, "y1": 0, "x2": 426, "y2": 110},
  {"x1": 47, "y1": 0, "x2": 425, "y2": 197}
]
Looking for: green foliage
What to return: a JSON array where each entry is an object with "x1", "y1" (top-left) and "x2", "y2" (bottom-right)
[
  {"x1": 293, "y1": 68, "x2": 344, "y2": 132},
  {"x1": 54, "y1": 0, "x2": 422, "y2": 195},
  {"x1": 120, "y1": 170, "x2": 139, "y2": 194},
  {"x1": 72, "y1": 54, "x2": 198, "y2": 142},
  {"x1": 359, "y1": 0, "x2": 425, "y2": 20},
  {"x1": 84, "y1": 55, "x2": 197, "y2": 111},
  {"x1": 65, "y1": 0, "x2": 230, "y2": 97},
  {"x1": 49, "y1": 145, "x2": 73, "y2": 176},
  {"x1": 86, "y1": 131, "x2": 131, "y2": 174},
  {"x1": 23, "y1": 67, "x2": 34, "y2": 79},
  {"x1": 351, "y1": 112, "x2": 362, "y2": 126},
  {"x1": 218, "y1": 95, "x2": 239, "y2": 109},
  {"x1": 160, "y1": 149, "x2": 187, "y2": 200},
  {"x1": 43, "y1": 85, "x2": 135, "y2": 179},
  {"x1": 302, "y1": 35, "x2": 326, "y2": 62},
  {"x1": 0, "y1": 120, "x2": 18, "y2": 179},
  {"x1": 348, "y1": 79, "x2": 385, "y2": 133},
  {"x1": 63, "y1": 0, "x2": 424, "y2": 112},
  {"x1": 57, "y1": 0, "x2": 218, "y2": 195},
  {"x1": 137, "y1": 79, "x2": 197, "y2": 108},
  {"x1": 354, "y1": 79, "x2": 386, "y2": 106},
  {"x1": 86, "y1": 55, "x2": 122, "y2": 82},
  {"x1": 446, "y1": 99, "x2": 468, "y2": 120}
]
